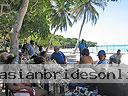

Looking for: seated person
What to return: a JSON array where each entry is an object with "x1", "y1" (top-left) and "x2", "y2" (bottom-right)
[
  {"x1": 0, "y1": 51, "x2": 15, "y2": 64},
  {"x1": 0, "y1": 51, "x2": 8, "y2": 62},
  {"x1": 109, "y1": 49, "x2": 122, "y2": 64},
  {"x1": 80, "y1": 48, "x2": 93, "y2": 64},
  {"x1": 30, "y1": 54, "x2": 45, "y2": 64},
  {"x1": 7, "y1": 83, "x2": 48, "y2": 96},
  {"x1": 95, "y1": 50, "x2": 109, "y2": 71},
  {"x1": 38, "y1": 46, "x2": 45, "y2": 57},
  {"x1": 20, "y1": 54, "x2": 29, "y2": 64},
  {"x1": 97, "y1": 50, "x2": 108, "y2": 64},
  {"x1": 51, "y1": 46, "x2": 66, "y2": 64},
  {"x1": 33, "y1": 55, "x2": 45, "y2": 64}
]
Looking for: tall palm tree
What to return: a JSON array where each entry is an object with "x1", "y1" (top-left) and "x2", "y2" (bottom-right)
[
  {"x1": 45, "y1": 0, "x2": 73, "y2": 54},
  {"x1": 72, "y1": 0, "x2": 107, "y2": 53}
]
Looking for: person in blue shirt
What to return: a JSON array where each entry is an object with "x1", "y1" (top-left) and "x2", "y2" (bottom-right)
[
  {"x1": 51, "y1": 46, "x2": 66, "y2": 64},
  {"x1": 97, "y1": 50, "x2": 108, "y2": 64},
  {"x1": 27, "y1": 40, "x2": 35, "y2": 57},
  {"x1": 78, "y1": 39, "x2": 88, "y2": 56}
]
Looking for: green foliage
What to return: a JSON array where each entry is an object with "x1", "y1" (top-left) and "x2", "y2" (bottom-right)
[
  {"x1": 0, "y1": 0, "x2": 21, "y2": 37},
  {"x1": 0, "y1": 0, "x2": 51, "y2": 50},
  {"x1": 0, "y1": 0, "x2": 22, "y2": 11},
  {"x1": 51, "y1": 35, "x2": 97, "y2": 48},
  {"x1": 0, "y1": 0, "x2": 117, "y2": 49},
  {"x1": 0, "y1": 12, "x2": 16, "y2": 32},
  {"x1": 0, "y1": 0, "x2": 50, "y2": 38},
  {"x1": 20, "y1": 13, "x2": 50, "y2": 39},
  {"x1": 86, "y1": 41, "x2": 97, "y2": 47},
  {"x1": 19, "y1": 0, "x2": 50, "y2": 40},
  {"x1": 79, "y1": 39, "x2": 97, "y2": 47},
  {"x1": 71, "y1": 0, "x2": 107, "y2": 25},
  {"x1": 52, "y1": 35, "x2": 77, "y2": 48},
  {"x1": 48, "y1": 0, "x2": 73, "y2": 31}
]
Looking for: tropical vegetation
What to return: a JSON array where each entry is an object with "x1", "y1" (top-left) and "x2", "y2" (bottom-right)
[{"x1": 0, "y1": 0, "x2": 118, "y2": 63}]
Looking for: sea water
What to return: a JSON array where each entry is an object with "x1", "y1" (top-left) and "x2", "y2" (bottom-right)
[
  {"x1": 89, "y1": 45, "x2": 128, "y2": 64},
  {"x1": 89, "y1": 45, "x2": 128, "y2": 53}
]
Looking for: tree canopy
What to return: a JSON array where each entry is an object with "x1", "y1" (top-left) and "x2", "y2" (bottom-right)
[{"x1": 0, "y1": 0, "x2": 118, "y2": 49}]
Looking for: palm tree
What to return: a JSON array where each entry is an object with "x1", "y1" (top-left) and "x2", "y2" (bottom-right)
[
  {"x1": 45, "y1": 0, "x2": 73, "y2": 54},
  {"x1": 44, "y1": 1, "x2": 73, "y2": 95},
  {"x1": 72, "y1": 0, "x2": 107, "y2": 53}
]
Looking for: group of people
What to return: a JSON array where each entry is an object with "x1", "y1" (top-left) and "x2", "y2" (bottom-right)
[
  {"x1": 20, "y1": 40, "x2": 45, "y2": 57},
  {"x1": 78, "y1": 39, "x2": 122, "y2": 65},
  {"x1": 19, "y1": 40, "x2": 67, "y2": 65},
  {"x1": 19, "y1": 40, "x2": 46, "y2": 64},
  {"x1": 0, "y1": 40, "x2": 66, "y2": 65},
  {"x1": 51, "y1": 39, "x2": 122, "y2": 65},
  {"x1": 0, "y1": 40, "x2": 48, "y2": 96},
  {"x1": 79, "y1": 47, "x2": 122, "y2": 65},
  {"x1": 0, "y1": 39, "x2": 122, "y2": 96},
  {"x1": 1, "y1": 39, "x2": 121, "y2": 65}
]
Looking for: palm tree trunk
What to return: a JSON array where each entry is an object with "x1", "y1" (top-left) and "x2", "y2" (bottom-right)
[
  {"x1": 10, "y1": 0, "x2": 29, "y2": 64},
  {"x1": 74, "y1": 7, "x2": 87, "y2": 54},
  {"x1": 45, "y1": 27, "x2": 58, "y2": 55}
]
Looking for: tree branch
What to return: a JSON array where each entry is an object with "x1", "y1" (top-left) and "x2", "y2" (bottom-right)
[
  {"x1": 0, "y1": 11, "x2": 16, "y2": 16},
  {"x1": 30, "y1": 0, "x2": 39, "y2": 13}
]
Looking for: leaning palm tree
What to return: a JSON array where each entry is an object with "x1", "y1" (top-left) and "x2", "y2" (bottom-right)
[
  {"x1": 45, "y1": 0, "x2": 73, "y2": 54},
  {"x1": 72, "y1": 0, "x2": 107, "y2": 53}
]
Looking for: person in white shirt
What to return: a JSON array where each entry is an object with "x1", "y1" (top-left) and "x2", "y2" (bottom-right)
[
  {"x1": 109, "y1": 49, "x2": 122, "y2": 64},
  {"x1": 35, "y1": 42, "x2": 39, "y2": 55}
]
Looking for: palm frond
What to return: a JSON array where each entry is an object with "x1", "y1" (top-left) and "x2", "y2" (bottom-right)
[
  {"x1": 91, "y1": 0, "x2": 107, "y2": 10},
  {"x1": 66, "y1": 15, "x2": 73, "y2": 27}
]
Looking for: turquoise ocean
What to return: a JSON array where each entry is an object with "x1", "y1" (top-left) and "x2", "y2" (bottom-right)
[{"x1": 89, "y1": 45, "x2": 128, "y2": 54}]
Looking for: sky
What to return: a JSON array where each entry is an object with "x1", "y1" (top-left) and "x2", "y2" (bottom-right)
[{"x1": 52, "y1": 0, "x2": 128, "y2": 45}]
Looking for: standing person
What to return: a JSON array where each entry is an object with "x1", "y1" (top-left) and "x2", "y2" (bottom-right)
[
  {"x1": 51, "y1": 46, "x2": 66, "y2": 64},
  {"x1": 78, "y1": 39, "x2": 88, "y2": 56},
  {"x1": 80, "y1": 48, "x2": 93, "y2": 64},
  {"x1": 109, "y1": 49, "x2": 122, "y2": 65}
]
